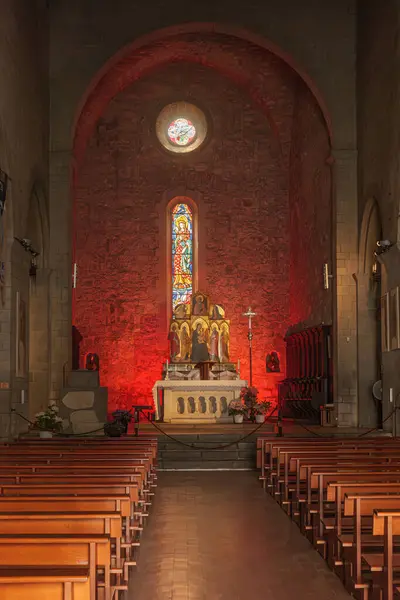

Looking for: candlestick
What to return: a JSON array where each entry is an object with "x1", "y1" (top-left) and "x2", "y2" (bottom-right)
[{"x1": 243, "y1": 307, "x2": 257, "y2": 386}]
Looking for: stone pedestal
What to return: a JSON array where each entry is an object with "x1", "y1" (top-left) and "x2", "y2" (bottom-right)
[
  {"x1": 152, "y1": 379, "x2": 247, "y2": 423},
  {"x1": 59, "y1": 370, "x2": 108, "y2": 434}
]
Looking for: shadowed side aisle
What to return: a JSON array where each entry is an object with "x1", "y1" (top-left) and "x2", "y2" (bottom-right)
[{"x1": 129, "y1": 471, "x2": 351, "y2": 600}]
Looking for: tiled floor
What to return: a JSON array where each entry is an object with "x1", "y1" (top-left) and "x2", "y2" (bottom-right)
[{"x1": 129, "y1": 471, "x2": 351, "y2": 600}]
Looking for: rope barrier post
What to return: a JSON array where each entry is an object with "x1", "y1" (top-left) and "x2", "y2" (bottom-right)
[{"x1": 134, "y1": 408, "x2": 140, "y2": 437}]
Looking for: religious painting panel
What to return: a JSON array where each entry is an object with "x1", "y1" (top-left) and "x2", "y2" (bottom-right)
[
  {"x1": 210, "y1": 303, "x2": 225, "y2": 320},
  {"x1": 389, "y1": 287, "x2": 399, "y2": 351},
  {"x1": 168, "y1": 322, "x2": 181, "y2": 362},
  {"x1": 192, "y1": 292, "x2": 208, "y2": 317},
  {"x1": 190, "y1": 317, "x2": 210, "y2": 363},
  {"x1": 172, "y1": 203, "x2": 193, "y2": 311},
  {"x1": 16, "y1": 291, "x2": 27, "y2": 378},
  {"x1": 219, "y1": 321, "x2": 230, "y2": 362},
  {"x1": 381, "y1": 293, "x2": 389, "y2": 352},
  {"x1": 209, "y1": 323, "x2": 220, "y2": 362},
  {"x1": 179, "y1": 322, "x2": 191, "y2": 362},
  {"x1": 173, "y1": 303, "x2": 189, "y2": 320}
]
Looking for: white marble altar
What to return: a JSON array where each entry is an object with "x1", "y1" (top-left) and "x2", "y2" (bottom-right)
[{"x1": 152, "y1": 379, "x2": 248, "y2": 423}]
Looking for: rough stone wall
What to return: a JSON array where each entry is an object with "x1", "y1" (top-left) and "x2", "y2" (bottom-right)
[
  {"x1": 0, "y1": 0, "x2": 49, "y2": 437},
  {"x1": 289, "y1": 83, "x2": 333, "y2": 329},
  {"x1": 358, "y1": 1, "x2": 400, "y2": 430},
  {"x1": 74, "y1": 61, "x2": 295, "y2": 409}
]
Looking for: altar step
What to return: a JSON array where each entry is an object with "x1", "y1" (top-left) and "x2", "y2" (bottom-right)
[{"x1": 157, "y1": 434, "x2": 257, "y2": 470}]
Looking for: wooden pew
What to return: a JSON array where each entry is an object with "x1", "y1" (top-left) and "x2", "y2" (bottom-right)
[
  {"x1": 362, "y1": 509, "x2": 400, "y2": 600},
  {"x1": 0, "y1": 534, "x2": 110, "y2": 600},
  {"x1": 0, "y1": 566, "x2": 91, "y2": 600},
  {"x1": 0, "y1": 437, "x2": 157, "y2": 597},
  {"x1": 339, "y1": 494, "x2": 400, "y2": 596}
]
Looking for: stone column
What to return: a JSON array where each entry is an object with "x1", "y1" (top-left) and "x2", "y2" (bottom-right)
[
  {"x1": 49, "y1": 150, "x2": 72, "y2": 401},
  {"x1": 354, "y1": 273, "x2": 380, "y2": 427},
  {"x1": 332, "y1": 149, "x2": 358, "y2": 426}
]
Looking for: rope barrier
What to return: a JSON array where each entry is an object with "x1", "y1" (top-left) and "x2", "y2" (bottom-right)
[
  {"x1": 138, "y1": 406, "x2": 278, "y2": 451},
  {"x1": 10, "y1": 409, "x2": 104, "y2": 437}
]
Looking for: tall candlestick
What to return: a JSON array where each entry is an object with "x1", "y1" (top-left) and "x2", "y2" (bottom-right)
[{"x1": 243, "y1": 307, "x2": 257, "y2": 386}]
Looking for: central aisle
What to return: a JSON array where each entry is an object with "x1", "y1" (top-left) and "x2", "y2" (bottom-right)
[{"x1": 129, "y1": 472, "x2": 351, "y2": 600}]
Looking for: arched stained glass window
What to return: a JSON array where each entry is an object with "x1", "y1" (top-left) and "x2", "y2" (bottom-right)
[{"x1": 172, "y1": 203, "x2": 193, "y2": 310}]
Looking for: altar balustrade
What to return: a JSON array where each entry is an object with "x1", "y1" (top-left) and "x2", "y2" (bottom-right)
[{"x1": 152, "y1": 379, "x2": 247, "y2": 423}]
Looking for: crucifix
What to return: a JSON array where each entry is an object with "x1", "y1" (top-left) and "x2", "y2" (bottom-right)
[{"x1": 243, "y1": 306, "x2": 256, "y2": 386}]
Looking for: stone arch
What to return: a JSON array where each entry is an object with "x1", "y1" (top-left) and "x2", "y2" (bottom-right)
[
  {"x1": 356, "y1": 198, "x2": 382, "y2": 428},
  {"x1": 72, "y1": 23, "x2": 332, "y2": 167},
  {"x1": 26, "y1": 183, "x2": 50, "y2": 419}
]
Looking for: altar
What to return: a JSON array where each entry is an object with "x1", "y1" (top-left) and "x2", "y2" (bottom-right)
[
  {"x1": 153, "y1": 379, "x2": 247, "y2": 423},
  {"x1": 154, "y1": 291, "x2": 247, "y2": 423}
]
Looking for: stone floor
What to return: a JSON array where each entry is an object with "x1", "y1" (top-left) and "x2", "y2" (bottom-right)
[{"x1": 129, "y1": 471, "x2": 351, "y2": 600}]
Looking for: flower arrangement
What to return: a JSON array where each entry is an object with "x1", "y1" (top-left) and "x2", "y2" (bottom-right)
[
  {"x1": 253, "y1": 400, "x2": 271, "y2": 415},
  {"x1": 228, "y1": 399, "x2": 248, "y2": 416},
  {"x1": 240, "y1": 386, "x2": 259, "y2": 407},
  {"x1": 33, "y1": 401, "x2": 63, "y2": 432}
]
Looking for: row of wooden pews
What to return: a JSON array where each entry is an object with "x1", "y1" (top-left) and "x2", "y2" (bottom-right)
[
  {"x1": 257, "y1": 436, "x2": 400, "y2": 600},
  {"x1": 0, "y1": 436, "x2": 157, "y2": 600}
]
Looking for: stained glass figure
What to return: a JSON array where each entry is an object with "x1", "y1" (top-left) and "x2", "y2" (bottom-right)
[
  {"x1": 172, "y1": 203, "x2": 193, "y2": 310},
  {"x1": 168, "y1": 118, "x2": 196, "y2": 147}
]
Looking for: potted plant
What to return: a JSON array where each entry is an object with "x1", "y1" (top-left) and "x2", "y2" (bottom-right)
[
  {"x1": 253, "y1": 400, "x2": 271, "y2": 424},
  {"x1": 240, "y1": 386, "x2": 259, "y2": 422},
  {"x1": 33, "y1": 401, "x2": 63, "y2": 438},
  {"x1": 111, "y1": 409, "x2": 133, "y2": 434},
  {"x1": 104, "y1": 409, "x2": 133, "y2": 437},
  {"x1": 103, "y1": 421, "x2": 125, "y2": 438},
  {"x1": 228, "y1": 399, "x2": 248, "y2": 424}
]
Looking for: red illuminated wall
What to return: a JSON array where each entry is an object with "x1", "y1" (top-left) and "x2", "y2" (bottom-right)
[{"x1": 74, "y1": 38, "x2": 331, "y2": 411}]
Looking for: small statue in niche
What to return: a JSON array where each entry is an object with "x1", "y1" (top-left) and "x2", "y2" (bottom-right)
[
  {"x1": 266, "y1": 351, "x2": 280, "y2": 373},
  {"x1": 168, "y1": 323, "x2": 181, "y2": 362},
  {"x1": 86, "y1": 353, "x2": 100, "y2": 371},
  {"x1": 209, "y1": 324, "x2": 219, "y2": 361}
]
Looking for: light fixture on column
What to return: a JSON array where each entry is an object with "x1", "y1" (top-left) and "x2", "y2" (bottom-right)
[
  {"x1": 14, "y1": 237, "x2": 39, "y2": 282},
  {"x1": 323, "y1": 263, "x2": 333, "y2": 290}
]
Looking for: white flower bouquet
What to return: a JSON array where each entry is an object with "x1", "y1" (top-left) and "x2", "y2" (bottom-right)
[{"x1": 33, "y1": 401, "x2": 63, "y2": 433}]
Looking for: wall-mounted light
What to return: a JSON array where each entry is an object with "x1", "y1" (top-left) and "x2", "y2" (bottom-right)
[
  {"x1": 323, "y1": 263, "x2": 333, "y2": 290},
  {"x1": 375, "y1": 240, "x2": 393, "y2": 256},
  {"x1": 14, "y1": 237, "x2": 40, "y2": 283}
]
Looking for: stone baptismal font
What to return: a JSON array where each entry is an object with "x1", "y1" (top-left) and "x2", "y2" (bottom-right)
[{"x1": 153, "y1": 292, "x2": 247, "y2": 422}]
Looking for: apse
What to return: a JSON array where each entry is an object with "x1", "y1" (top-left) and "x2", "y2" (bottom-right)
[{"x1": 73, "y1": 31, "x2": 332, "y2": 411}]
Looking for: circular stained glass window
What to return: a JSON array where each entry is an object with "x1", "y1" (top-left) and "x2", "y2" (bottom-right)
[
  {"x1": 167, "y1": 118, "x2": 196, "y2": 147},
  {"x1": 156, "y1": 102, "x2": 208, "y2": 154}
]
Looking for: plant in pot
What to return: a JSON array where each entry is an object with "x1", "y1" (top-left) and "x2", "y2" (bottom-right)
[
  {"x1": 253, "y1": 400, "x2": 271, "y2": 424},
  {"x1": 228, "y1": 399, "x2": 248, "y2": 424},
  {"x1": 240, "y1": 386, "x2": 259, "y2": 422},
  {"x1": 104, "y1": 409, "x2": 133, "y2": 437},
  {"x1": 33, "y1": 401, "x2": 63, "y2": 438}
]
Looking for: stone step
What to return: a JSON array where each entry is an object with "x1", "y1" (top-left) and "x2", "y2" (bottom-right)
[{"x1": 158, "y1": 459, "x2": 255, "y2": 471}]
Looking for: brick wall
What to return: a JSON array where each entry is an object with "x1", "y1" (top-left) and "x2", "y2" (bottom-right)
[{"x1": 74, "y1": 59, "x2": 295, "y2": 410}]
